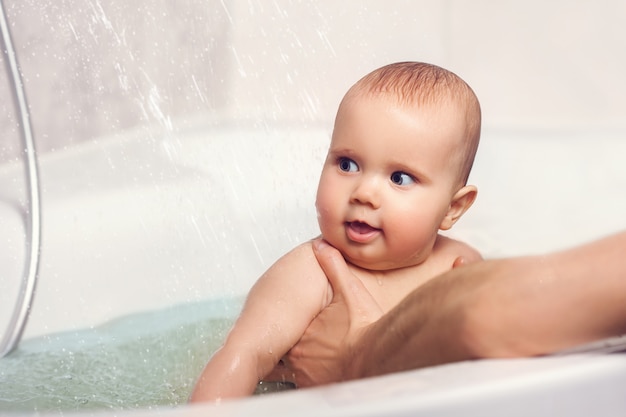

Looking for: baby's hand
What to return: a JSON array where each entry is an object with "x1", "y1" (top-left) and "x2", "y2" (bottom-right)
[
  {"x1": 452, "y1": 256, "x2": 467, "y2": 268},
  {"x1": 452, "y1": 246, "x2": 482, "y2": 269}
]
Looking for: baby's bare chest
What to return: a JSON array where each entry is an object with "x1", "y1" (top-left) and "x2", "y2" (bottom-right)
[{"x1": 351, "y1": 259, "x2": 452, "y2": 312}]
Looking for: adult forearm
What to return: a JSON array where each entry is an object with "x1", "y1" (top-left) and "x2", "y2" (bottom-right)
[
  {"x1": 349, "y1": 231, "x2": 626, "y2": 379},
  {"x1": 504, "y1": 231, "x2": 626, "y2": 353},
  {"x1": 466, "y1": 231, "x2": 626, "y2": 358}
]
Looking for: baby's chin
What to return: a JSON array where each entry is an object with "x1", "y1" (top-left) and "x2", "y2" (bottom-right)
[
  {"x1": 321, "y1": 236, "x2": 418, "y2": 271},
  {"x1": 342, "y1": 251, "x2": 406, "y2": 272}
]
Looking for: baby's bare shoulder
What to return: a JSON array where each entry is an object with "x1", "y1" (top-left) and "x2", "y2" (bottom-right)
[
  {"x1": 267, "y1": 239, "x2": 333, "y2": 307},
  {"x1": 434, "y1": 235, "x2": 482, "y2": 263},
  {"x1": 267, "y1": 239, "x2": 322, "y2": 277}
]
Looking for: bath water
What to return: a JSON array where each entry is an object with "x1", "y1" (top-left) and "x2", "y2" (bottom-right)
[{"x1": 0, "y1": 297, "x2": 243, "y2": 413}]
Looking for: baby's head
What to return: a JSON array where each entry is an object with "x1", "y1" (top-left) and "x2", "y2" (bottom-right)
[
  {"x1": 316, "y1": 62, "x2": 481, "y2": 270},
  {"x1": 343, "y1": 62, "x2": 481, "y2": 186}
]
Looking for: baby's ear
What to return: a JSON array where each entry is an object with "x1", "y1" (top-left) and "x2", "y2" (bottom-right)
[{"x1": 440, "y1": 185, "x2": 477, "y2": 230}]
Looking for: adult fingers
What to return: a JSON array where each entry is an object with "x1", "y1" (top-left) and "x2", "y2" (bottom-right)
[{"x1": 312, "y1": 238, "x2": 383, "y2": 324}]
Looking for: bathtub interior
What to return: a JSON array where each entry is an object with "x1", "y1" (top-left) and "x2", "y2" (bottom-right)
[
  {"x1": 1, "y1": 125, "x2": 626, "y2": 415},
  {"x1": 1, "y1": 125, "x2": 329, "y2": 340}
]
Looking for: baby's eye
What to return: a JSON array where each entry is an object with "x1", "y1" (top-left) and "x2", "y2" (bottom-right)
[
  {"x1": 338, "y1": 157, "x2": 359, "y2": 172},
  {"x1": 390, "y1": 171, "x2": 415, "y2": 186}
]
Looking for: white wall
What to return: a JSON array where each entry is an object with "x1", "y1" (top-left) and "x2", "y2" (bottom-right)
[
  {"x1": 224, "y1": 0, "x2": 626, "y2": 130},
  {"x1": 1, "y1": 0, "x2": 625, "y2": 162}
]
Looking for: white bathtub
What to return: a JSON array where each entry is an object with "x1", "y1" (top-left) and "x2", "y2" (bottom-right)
[{"x1": 1, "y1": 126, "x2": 626, "y2": 416}]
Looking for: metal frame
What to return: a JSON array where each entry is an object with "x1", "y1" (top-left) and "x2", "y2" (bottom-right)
[{"x1": 0, "y1": 0, "x2": 42, "y2": 358}]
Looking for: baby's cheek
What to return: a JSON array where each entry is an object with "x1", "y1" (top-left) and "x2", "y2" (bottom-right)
[
  {"x1": 386, "y1": 216, "x2": 434, "y2": 255},
  {"x1": 314, "y1": 200, "x2": 331, "y2": 234},
  {"x1": 315, "y1": 202, "x2": 344, "y2": 251},
  {"x1": 315, "y1": 185, "x2": 337, "y2": 222}
]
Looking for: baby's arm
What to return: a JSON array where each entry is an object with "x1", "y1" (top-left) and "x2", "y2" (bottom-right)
[{"x1": 189, "y1": 242, "x2": 330, "y2": 402}]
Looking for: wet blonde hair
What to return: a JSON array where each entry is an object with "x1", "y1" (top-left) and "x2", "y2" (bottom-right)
[{"x1": 342, "y1": 62, "x2": 481, "y2": 185}]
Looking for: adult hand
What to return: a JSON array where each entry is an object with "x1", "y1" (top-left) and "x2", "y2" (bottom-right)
[
  {"x1": 286, "y1": 239, "x2": 473, "y2": 387},
  {"x1": 289, "y1": 231, "x2": 626, "y2": 388},
  {"x1": 286, "y1": 239, "x2": 383, "y2": 387}
]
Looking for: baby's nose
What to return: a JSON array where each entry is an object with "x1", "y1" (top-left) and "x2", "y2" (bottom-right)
[{"x1": 350, "y1": 175, "x2": 381, "y2": 209}]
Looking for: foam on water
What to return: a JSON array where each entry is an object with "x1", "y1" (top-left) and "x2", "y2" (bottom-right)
[{"x1": 0, "y1": 297, "x2": 243, "y2": 413}]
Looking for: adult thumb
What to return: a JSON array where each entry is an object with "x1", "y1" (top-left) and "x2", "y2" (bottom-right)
[{"x1": 312, "y1": 239, "x2": 383, "y2": 324}]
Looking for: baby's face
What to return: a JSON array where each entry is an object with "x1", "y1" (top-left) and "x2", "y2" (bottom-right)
[{"x1": 315, "y1": 94, "x2": 467, "y2": 270}]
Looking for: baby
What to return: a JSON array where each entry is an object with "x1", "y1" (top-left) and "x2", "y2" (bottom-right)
[{"x1": 190, "y1": 62, "x2": 482, "y2": 402}]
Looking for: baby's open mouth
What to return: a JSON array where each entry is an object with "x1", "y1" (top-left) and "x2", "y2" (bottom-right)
[
  {"x1": 347, "y1": 221, "x2": 379, "y2": 234},
  {"x1": 345, "y1": 221, "x2": 381, "y2": 243}
]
